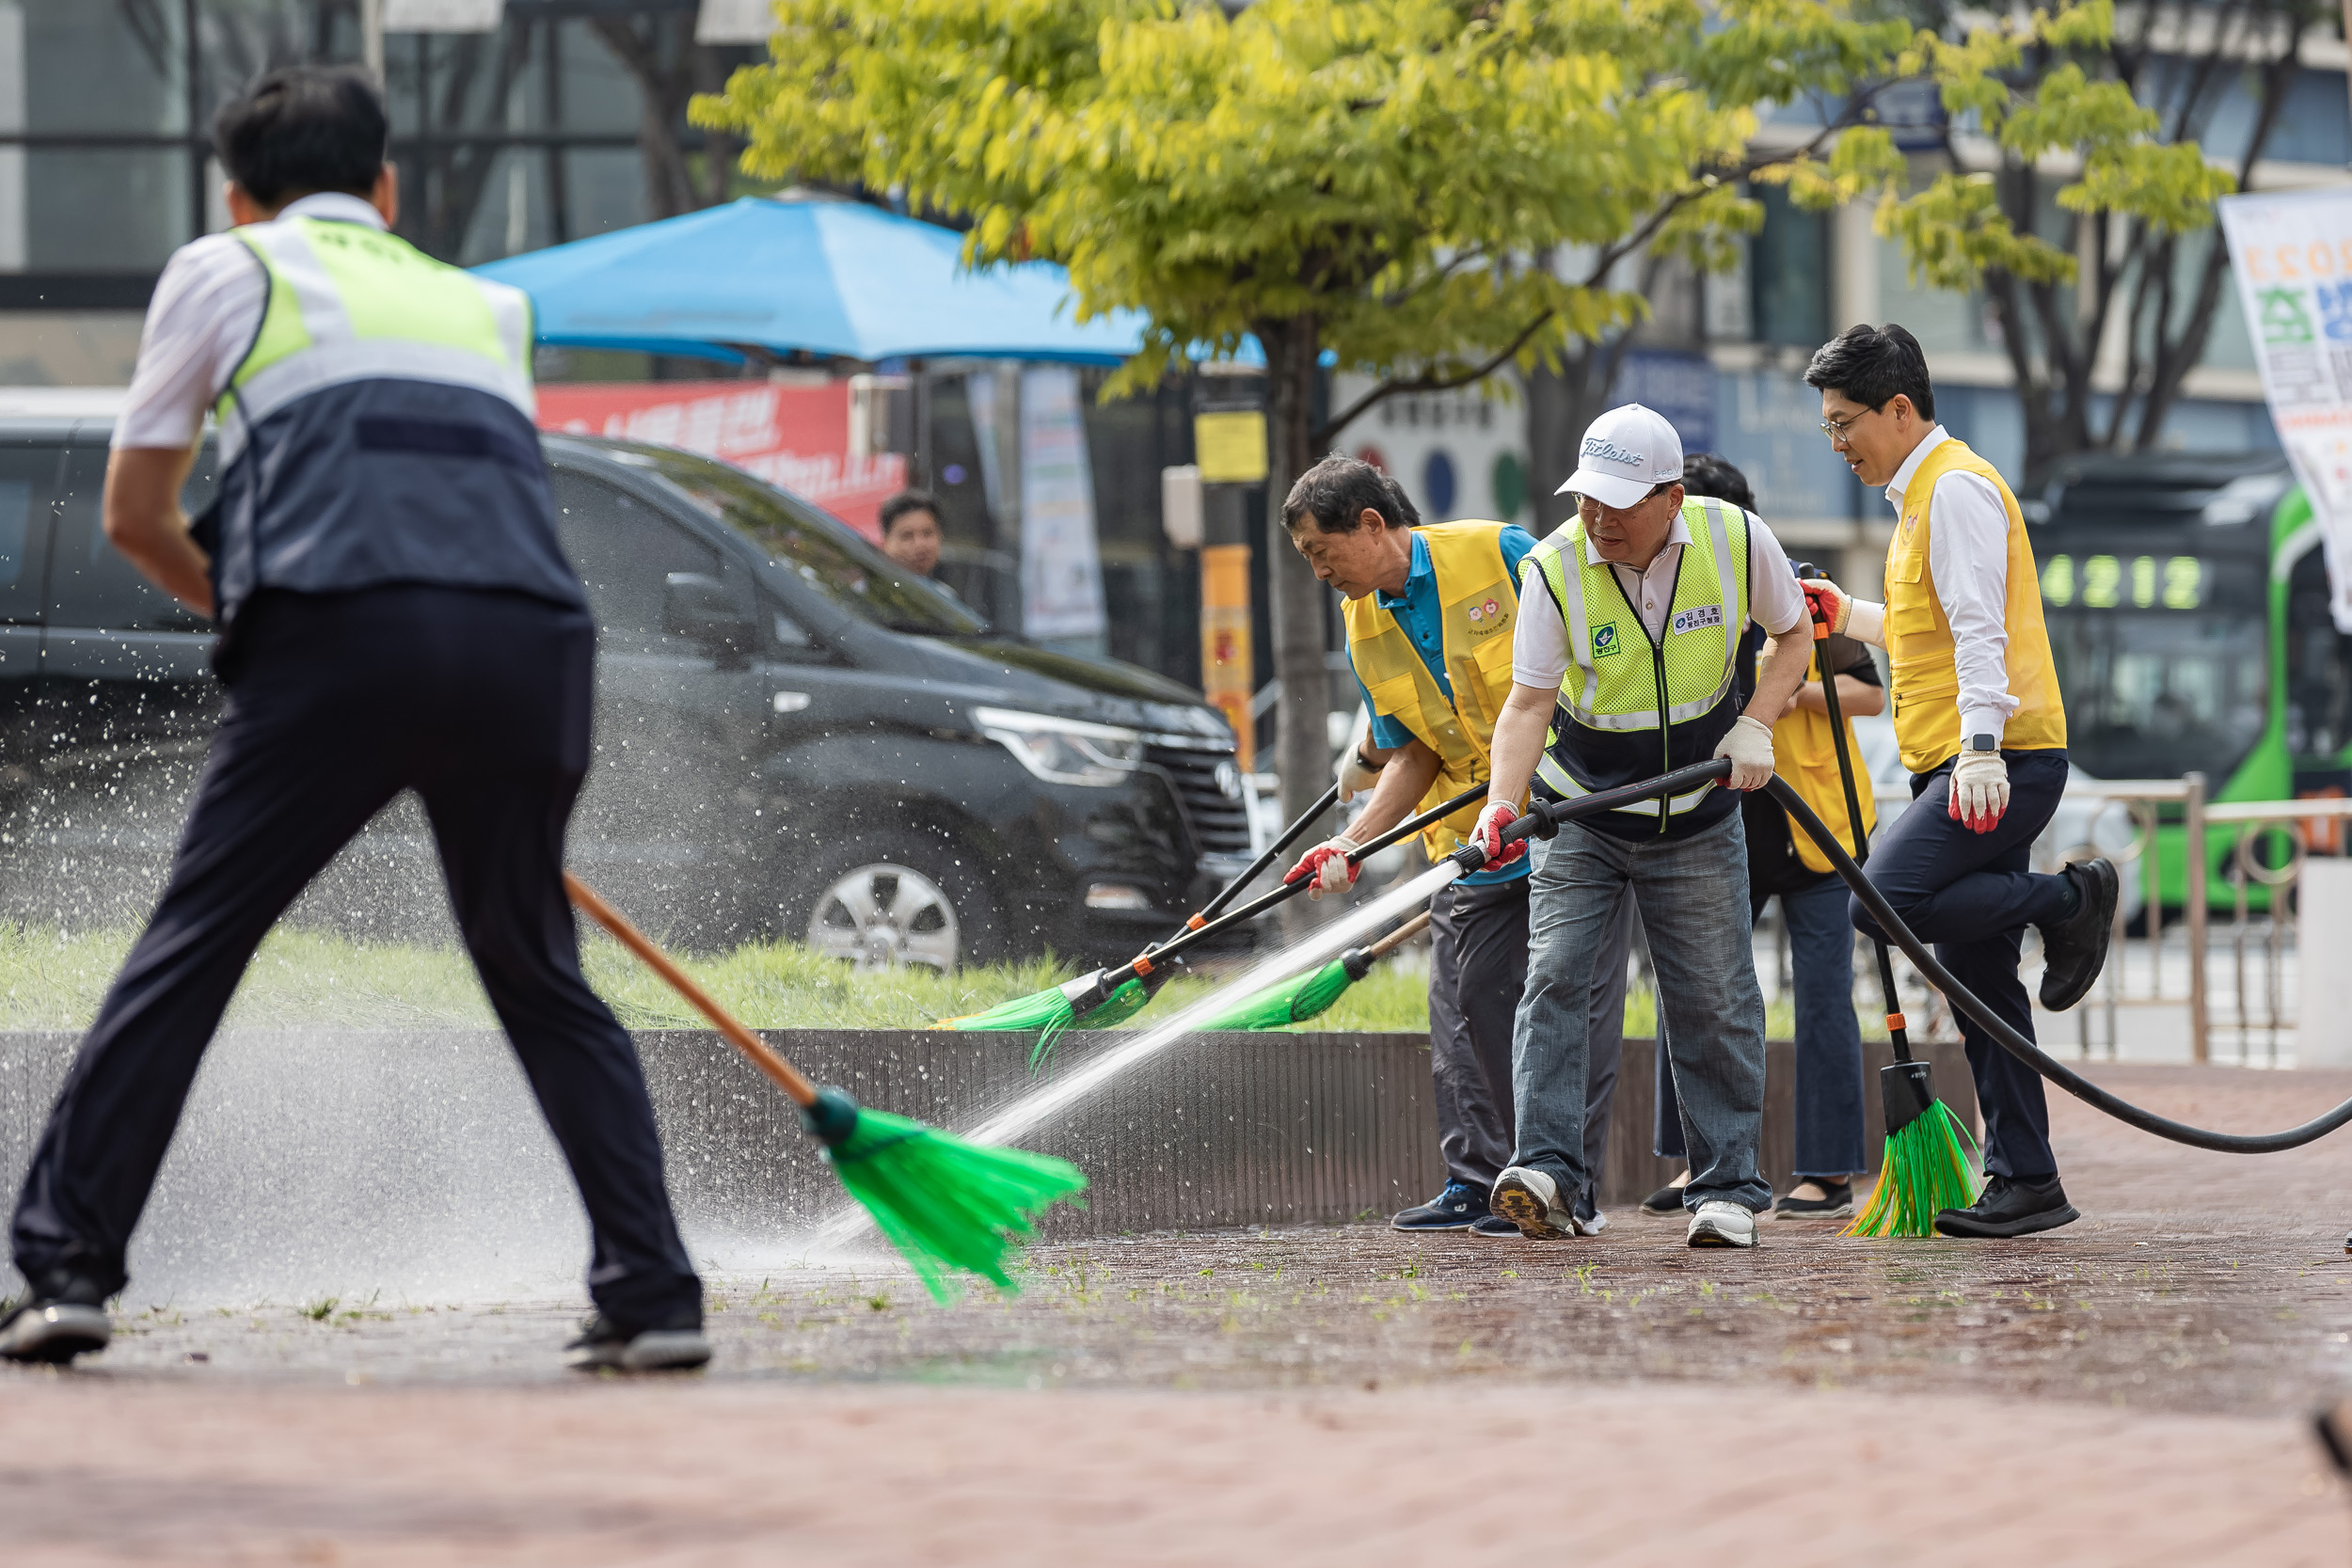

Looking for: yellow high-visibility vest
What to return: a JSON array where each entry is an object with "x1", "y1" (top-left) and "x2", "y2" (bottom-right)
[
  {"x1": 1884, "y1": 437, "x2": 2066, "y2": 774},
  {"x1": 1768, "y1": 634, "x2": 1879, "y2": 873},
  {"x1": 1342, "y1": 521, "x2": 1522, "y2": 861}
]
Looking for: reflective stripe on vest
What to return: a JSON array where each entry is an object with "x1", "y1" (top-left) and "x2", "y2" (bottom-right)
[
  {"x1": 216, "y1": 216, "x2": 534, "y2": 468},
  {"x1": 1883, "y1": 436, "x2": 2067, "y2": 774},
  {"x1": 1340, "y1": 520, "x2": 1523, "y2": 860},
  {"x1": 1523, "y1": 498, "x2": 1751, "y2": 819}
]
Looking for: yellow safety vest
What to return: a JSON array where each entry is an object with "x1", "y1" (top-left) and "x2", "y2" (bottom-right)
[
  {"x1": 1342, "y1": 521, "x2": 1522, "y2": 861},
  {"x1": 1767, "y1": 634, "x2": 1879, "y2": 873},
  {"x1": 1884, "y1": 437, "x2": 2067, "y2": 774},
  {"x1": 1522, "y1": 498, "x2": 1751, "y2": 832}
]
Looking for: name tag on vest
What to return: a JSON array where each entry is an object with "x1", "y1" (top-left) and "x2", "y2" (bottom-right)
[{"x1": 1670, "y1": 605, "x2": 1724, "y2": 636}]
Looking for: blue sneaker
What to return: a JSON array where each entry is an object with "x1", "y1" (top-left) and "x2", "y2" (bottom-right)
[{"x1": 1391, "y1": 1181, "x2": 1489, "y2": 1231}]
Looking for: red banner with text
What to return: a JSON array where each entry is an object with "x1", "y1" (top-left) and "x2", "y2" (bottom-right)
[{"x1": 534, "y1": 380, "x2": 905, "y2": 541}]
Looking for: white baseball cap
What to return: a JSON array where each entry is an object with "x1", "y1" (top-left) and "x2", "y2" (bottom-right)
[{"x1": 1557, "y1": 403, "x2": 1685, "y2": 509}]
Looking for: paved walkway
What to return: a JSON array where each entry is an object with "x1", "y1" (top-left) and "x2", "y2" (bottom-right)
[{"x1": 6, "y1": 1063, "x2": 2351, "y2": 1563}]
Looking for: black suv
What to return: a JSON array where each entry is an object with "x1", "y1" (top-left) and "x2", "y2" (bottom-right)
[{"x1": 0, "y1": 418, "x2": 1254, "y2": 967}]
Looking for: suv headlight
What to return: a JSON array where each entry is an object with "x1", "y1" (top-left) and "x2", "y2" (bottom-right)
[{"x1": 973, "y1": 706, "x2": 1144, "y2": 787}]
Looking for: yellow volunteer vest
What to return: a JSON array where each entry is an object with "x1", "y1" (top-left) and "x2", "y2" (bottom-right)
[
  {"x1": 1884, "y1": 437, "x2": 2067, "y2": 774},
  {"x1": 1342, "y1": 521, "x2": 1523, "y2": 860},
  {"x1": 1767, "y1": 636, "x2": 1879, "y2": 873}
]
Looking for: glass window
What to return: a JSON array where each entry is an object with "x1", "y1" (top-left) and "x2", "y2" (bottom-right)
[
  {"x1": 0, "y1": 442, "x2": 59, "y2": 624},
  {"x1": 42, "y1": 448, "x2": 207, "y2": 632},
  {"x1": 611, "y1": 447, "x2": 988, "y2": 637},
  {"x1": 1748, "y1": 186, "x2": 1828, "y2": 348},
  {"x1": 549, "y1": 465, "x2": 724, "y2": 653}
]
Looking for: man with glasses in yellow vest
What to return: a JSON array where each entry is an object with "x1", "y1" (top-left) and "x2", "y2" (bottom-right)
[
  {"x1": 1478, "y1": 404, "x2": 1817, "y2": 1249},
  {"x1": 0, "y1": 67, "x2": 706, "y2": 1369},
  {"x1": 1281, "y1": 457, "x2": 1634, "y2": 1238},
  {"x1": 1799, "y1": 324, "x2": 2118, "y2": 1239}
]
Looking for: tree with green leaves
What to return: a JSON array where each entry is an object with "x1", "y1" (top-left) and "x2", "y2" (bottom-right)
[
  {"x1": 694, "y1": 0, "x2": 2202, "y2": 823},
  {"x1": 1871, "y1": 0, "x2": 2318, "y2": 477}
]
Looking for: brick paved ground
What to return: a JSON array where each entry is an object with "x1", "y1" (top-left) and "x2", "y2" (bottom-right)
[{"x1": 6, "y1": 1063, "x2": 2351, "y2": 1563}]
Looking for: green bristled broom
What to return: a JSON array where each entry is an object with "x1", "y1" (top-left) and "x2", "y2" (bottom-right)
[
  {"x1": 1790, "y1": 580, "x2": 1984, "y2": 1237},
  {"x1": 1193, "y1": 909, "x2": 1432, "y2": 1032},
  {"x1": 939, "y1": 785, "x2": 1345, "y2": 1048},
  {"x1": 565, "y1": 874, "x2": 1085, "y2": 1302}
]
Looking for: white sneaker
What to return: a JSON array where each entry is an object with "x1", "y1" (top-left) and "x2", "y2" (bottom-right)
[
  {"x1": 1491, "y1": 1165, "x2": 1579, "y2": 1240},
  {"x1": 1686, "y1": 1199, "x2": 1757, "y2": 1248}
]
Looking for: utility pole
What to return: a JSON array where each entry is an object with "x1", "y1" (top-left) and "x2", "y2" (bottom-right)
[{"x1": 362, "y1": 0, "x2": 385, "y2": 83}]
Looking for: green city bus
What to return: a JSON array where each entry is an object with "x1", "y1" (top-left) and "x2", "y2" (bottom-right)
[{"x1": 2029, "y1": 451, "x2": 2338, "y2": 907}]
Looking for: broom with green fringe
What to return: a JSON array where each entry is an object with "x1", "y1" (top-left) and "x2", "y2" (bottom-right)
[
  {"x1": 937, "y1": 784, "x2": 1345, "y2": 1045},
  {"x1": 564, "y1": 873, "x2": 1085, "y2": 1303},
  {"x1": 1793, "y1": 578, "x2": 1983, "y2": 1237},
  {"x1": 1193, "y1": 909, "x2": 1433, "y2": 1033}
]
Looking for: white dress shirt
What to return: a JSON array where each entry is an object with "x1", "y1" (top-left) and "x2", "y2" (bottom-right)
[
  {"x1": 1512, "y1": 506, "x2": 1806, "y2": 689},
  {"x1": 1883, "y1": 425, "x2": 2017, "y2": 746},
  {"x1": 114, "y1": 192, "x2": 389, "y2": 451}
]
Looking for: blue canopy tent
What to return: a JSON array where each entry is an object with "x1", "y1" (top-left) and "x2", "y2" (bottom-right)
[{"x1": 472, "y1": 195, "x2": 1149, "y2": 366}]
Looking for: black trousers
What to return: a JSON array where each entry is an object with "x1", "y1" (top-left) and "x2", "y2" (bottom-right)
[
  {"x1": 1429, "y1": 875, "x2": 1622, "y2": 1193},
  {"x1": 1850, "y1": 750, "x2": 2074, "y2": 1181},
  {"x1": 10, "y1": 587, "x2": 703, "y2": 1326}
]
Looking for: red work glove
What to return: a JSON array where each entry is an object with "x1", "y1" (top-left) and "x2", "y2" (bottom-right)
[
  {"x1": 1801, "y1": 578, "x2": 1851, "y2": 635},
  {"x1": 1283, "y1": 835, "x2": 1362, "y2": 899},
  {"x1": 1469, "y1": 801, "x2": 1526, "y2": 872}
]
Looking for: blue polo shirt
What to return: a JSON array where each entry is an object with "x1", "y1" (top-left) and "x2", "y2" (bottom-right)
[{"x1": 1349, "y1": 525, "x2": 1538, "y2": 885}]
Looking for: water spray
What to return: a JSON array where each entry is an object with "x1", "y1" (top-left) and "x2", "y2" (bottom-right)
[
  {"x1": 1000, "y1": 781, "x2": 1486, "y2": 1071},
  {"x1": 564, "y1": 874, "x2": 1085, "y2": 1302},
  {"x1": 941, "y1": 784, "x2": 1343, "y2": 1042}
]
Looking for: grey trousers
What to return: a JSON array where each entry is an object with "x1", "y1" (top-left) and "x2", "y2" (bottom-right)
[{"x1": 1428, "y1": 850, "x2": 1628, "y2": 1197}]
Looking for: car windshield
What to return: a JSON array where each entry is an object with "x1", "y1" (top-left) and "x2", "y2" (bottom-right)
[
  {"x1": 617, "y1": 447, "x2": 987, "y2": 636},
  {"x1": 2040, "y1": 551, "x2": 2266, "y2": 782}
]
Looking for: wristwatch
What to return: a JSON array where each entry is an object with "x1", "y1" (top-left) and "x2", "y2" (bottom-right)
[{"x1": 1964, "y1": 733, "x2": 1998, "y2": 754}]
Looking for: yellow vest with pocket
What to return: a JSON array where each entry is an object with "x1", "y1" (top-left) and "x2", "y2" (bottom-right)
[
  {"x1": 1884, "y1": 438, "x2": 2067, "y2": 774},
  {"x1": 1342, "y1": 521, "x2": 1523, "y2": 861}
]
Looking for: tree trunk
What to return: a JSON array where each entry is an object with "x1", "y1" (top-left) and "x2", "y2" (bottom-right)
[{"x1": 1261, "y1": 317, "x2": 1336, "y2": 916}]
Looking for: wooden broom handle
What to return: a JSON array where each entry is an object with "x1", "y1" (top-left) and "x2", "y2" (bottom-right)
[
  {"x1": 564, "y1": 872, "x2": 818, "y2": 1107},
  {"x1": 1364, "y1": 909, "x2": 1433, "y2": 960}
]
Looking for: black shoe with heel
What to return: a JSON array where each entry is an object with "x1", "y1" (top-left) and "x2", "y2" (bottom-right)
[
  {"x1": 1933, "y1": 1173, "x2": 2080, "y2": 1238},
  {"x1": 2038, "y1": 858, "x2": 2119, "y2": 1012}
]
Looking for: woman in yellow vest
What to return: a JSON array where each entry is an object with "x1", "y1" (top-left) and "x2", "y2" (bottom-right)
[
  {"x1": 1800, "y1": 325, "x2": 2120, "y2": 1241},
  {"x1": 1642, "y1": 455, "x2": 1883, "y2": 1222},
  {"x1": 1279, "y1": 455, "x2": 1632, "y2": 1238}
]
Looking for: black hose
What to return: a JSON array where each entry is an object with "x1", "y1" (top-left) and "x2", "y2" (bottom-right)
[{"x1": 1766, "y1": 775, "x2": 2352, "y2": 1154}]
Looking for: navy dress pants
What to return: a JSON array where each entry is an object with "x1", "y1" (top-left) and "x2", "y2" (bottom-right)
[
  {"x1": 1849, "y1": 749, "x2": 2074, "y2": 1181},
  {"x1": 10, "y1": 586, "x2": 704, "y2": 1326}
]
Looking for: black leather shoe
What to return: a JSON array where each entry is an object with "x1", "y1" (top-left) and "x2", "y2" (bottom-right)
[
  {"x1": 564, "y1": 1307, "x2": 710, "y2": 1372},
  {"x1": 0, "y1": 1273, "x2": 111, "y2": 1364},
  {"x1": 1933, "y1": 1174, "x2": 2080, "y2": 1238},
  {"x1": 2038, "y1": 858, "x2": 2119, "y2": 1012},
  {"x1": 1640, "y1": 1179, "x2": 1689, "y2": 1214}
]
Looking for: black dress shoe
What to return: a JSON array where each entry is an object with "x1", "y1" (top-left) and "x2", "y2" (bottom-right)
[
  {"x1": 2038, "y1": 858, "x2": 2119, "y2": 1012},
  {"x1": 1933, "y1": 1174, "x2": 2080, "y2": 1238},
  {"x1": 0, "y1": 1273, "x2": 111, "y2": 1364},
  {"x1": 1640, "y1": 1180, "x2": 1689, "y2": 1214}
]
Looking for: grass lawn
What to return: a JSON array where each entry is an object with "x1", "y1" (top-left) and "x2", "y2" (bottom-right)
[{"x1": 0, "y1": 923, "x2": 1460, "y2": 1036}]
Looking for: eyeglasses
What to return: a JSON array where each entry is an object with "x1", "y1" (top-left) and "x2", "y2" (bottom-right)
[
  {"x1": 1819, "y1": 405, "x2": 1883, "y2": 445},
  {"x1": 1572, "y1": 482, "x2": 1677, "y2": 514}
]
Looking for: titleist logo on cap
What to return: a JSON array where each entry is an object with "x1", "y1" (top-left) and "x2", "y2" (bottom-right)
[{"x1": 1581, "y1": 436, "x2": 1646, "y2": 467}]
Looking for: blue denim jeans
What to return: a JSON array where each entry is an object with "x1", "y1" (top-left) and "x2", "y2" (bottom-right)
[
  {"x1": 1654, "y1": 871, "x2": 1867, "y2": 1179},
  {"x1": 1512, "y1": 808, "x2": 1771, "y2": 1212}
]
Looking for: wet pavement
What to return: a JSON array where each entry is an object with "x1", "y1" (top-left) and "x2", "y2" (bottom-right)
[{"x1": 8, "y1": 1062, "x2": 2352, "y2": 1563}]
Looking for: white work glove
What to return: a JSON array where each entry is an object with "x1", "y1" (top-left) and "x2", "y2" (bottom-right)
[
  {"x1": 1799, "y1": 578, "x2": 1885, "y2": 648},
  {"x1": 1468, "y1": 800, "x2": 1527, "y2": 872},
  {"x1": 1713, "y1": 714, "x2": 1775, "y2": 792},
  {"x1": 1283, "y1": 835, "x2": 1362, "y2": 899},
  {"x1": 1337, "y1": 745, "x2": 1385, "y2": 803},
  {"x1": 1947, "y1": 749, "x2": 2010, "y2": 833}
]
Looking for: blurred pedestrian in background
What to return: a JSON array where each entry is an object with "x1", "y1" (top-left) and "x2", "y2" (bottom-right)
[{"x1": 878, "y1": 488, "x2": 946, "y2": 578}]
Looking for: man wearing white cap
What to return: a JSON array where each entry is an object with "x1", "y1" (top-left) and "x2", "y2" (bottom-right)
[{"x1": 1468, "y1": 404, "x2": 1815, "y2": 1248}]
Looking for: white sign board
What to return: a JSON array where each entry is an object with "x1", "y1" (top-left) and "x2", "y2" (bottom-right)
[
  {"x1": 2219, "y1": 187, "x2": 2352, "y2": 633},
  {"x1": 383, "y1": 0, "x2": 503, "y2": 30},
  {"x1": 1017, "y1": 366, "x2": 1108, "y2": 641}
]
